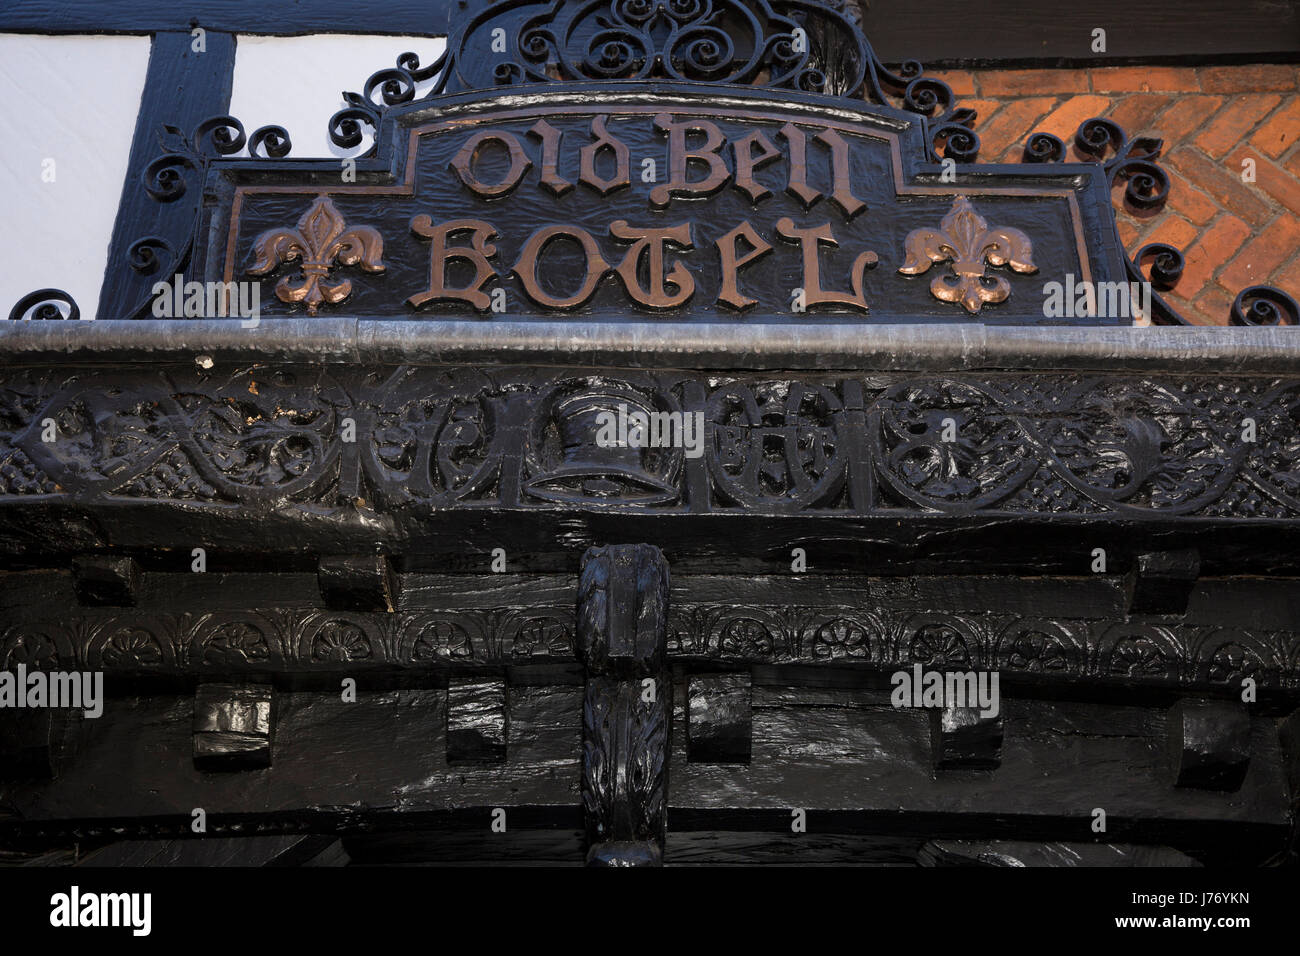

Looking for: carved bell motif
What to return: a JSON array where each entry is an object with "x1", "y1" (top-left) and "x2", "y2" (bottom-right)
[{"x1": 524, "y1": 385, "x2": 679, "y2": 505}]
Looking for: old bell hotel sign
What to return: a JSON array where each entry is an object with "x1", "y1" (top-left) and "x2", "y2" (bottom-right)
[
  {"x1": 191, "y1": 8, "x2": 1132, "y2": 327},
  {"x1": 208, "y1": 104, "x2": 1119, "y2": 324}
]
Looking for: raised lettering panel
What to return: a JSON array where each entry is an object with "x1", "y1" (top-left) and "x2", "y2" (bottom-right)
[{"x1": 210, "y1": 99, "x2": 1117, "y2": 325}]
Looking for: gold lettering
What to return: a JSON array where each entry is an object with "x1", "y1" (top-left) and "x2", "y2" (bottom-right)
[
  {"x1": 814, "y1": 129, "x2": 866, "y2": 219},
  {"x1": 407, "y1": 217, "x2": 499, "y2": 311},
  {"x1": 731, "y1": 130, "x2": 782, "y2": 204},
  {"x1": 715, "y1": 221, "x2": 773, "y2": 311},
  {"x1": 775, "y1": 217, "x2": 876, "y2": 312},
  {"x1": 527, "y1": 119, "x2": 574, "y2": 196},
  {"x1": 511, "y1": 225, "x2": 610, "y2": 309},
  {"x1": 579, "y1": 116, "x2": 630, "y2": 196},
  {"x1": 610, "y1": 220, "x2": 695, "y2": 309},
  {"x1": 650, "y1": 113, "x2": 731, "y2": 207},
  {"x1": 449, "y1": 130, "x2": 532, "y2": 198},
  {"x1": 778, "y1": 123, "x2": 821, "y2": 209}
]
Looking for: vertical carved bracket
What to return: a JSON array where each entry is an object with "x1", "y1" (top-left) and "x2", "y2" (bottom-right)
[{"x1": 577, "y1": 544, "x2": 671, "y2": 867}]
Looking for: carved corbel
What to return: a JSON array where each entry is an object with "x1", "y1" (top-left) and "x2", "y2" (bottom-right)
[{"x1": 577, "y1": 544, "x2": 671, "y2": 866}]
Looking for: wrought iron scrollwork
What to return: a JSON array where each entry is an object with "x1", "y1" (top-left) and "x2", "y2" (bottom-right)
[
  {"x1": 897, "y1": 74, "x2": 979, "y2": 162},
  {"x1": 120, "y1": 115, "x2": 296, "y2": 319},
  {"x1": 1022, "y1": 131, "x2": 1064, "y2": 164},
  {"x1": 1231, "y1": 286, "x2": 1300, "y2": 327},
  {"x1": 1126, "y1": 242, "x2": 1190, "y2": 327},
  {"x1": 332, "y1": 0, "x2": 976, "y2": 161},
  {"x1": 126, "y1": 236, "x2": 177, "y2": 276},
  {"x1": 330, "y1": 50, "x2": 449, "y2": 154},
  {"x1": 249, "y1": 124, "x2": 293, "y2": 159},
  {"x1": 1025, "y1": 116, "x2": 1295, "y2": 327},
  {"x1": 7, "y1": 289, "x2": 81, "y2": 321},
  {"x1": 1072, "y1": 117, "x2": 1169, "y2": 210}
]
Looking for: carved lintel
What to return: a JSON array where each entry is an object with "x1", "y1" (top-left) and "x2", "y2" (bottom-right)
[
  {"x1": 0, "y1": 708, "x2": 55, "y2": 779},
  {"x1": 1126, "y1": 549, "x2": 1200, "y2": 615},
  {"x1": 930, "y1": 704, "x2": 1003, "y2": 771},
  {"x1": 687, "y1": 672, "x2": 752, "y2": 764},
  {"x1": 578, "y1": 544, "x2": 671, "y2": 866},
  {"x1": 317, "y1": 555, "x2": 398, "y2": 613},
  {"x1": 193, "y1": 682, "x2": 273, "y2": 771},
  {"x1": 72, "y1": 556, "x2": 141, "y2": 607},
  {"x1": 1167, "y1": 698, "x2": 1250, "y2": 791},
  {"x1": 446, "y1": 677, "x2": 508, "y2": 764}
]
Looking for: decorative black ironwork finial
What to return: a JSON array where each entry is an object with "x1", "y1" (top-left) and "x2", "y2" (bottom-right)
[{"x1": 330, "y1": 0, "x2": 977, "y2": 162}]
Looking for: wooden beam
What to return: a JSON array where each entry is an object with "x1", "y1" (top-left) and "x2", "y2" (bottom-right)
[
  {"x1": 0, "y1": 0, "x2": 1292, "y2": 63},
  {"x1": 578, "y1": 544, "x2": 671, "y2": 866}
]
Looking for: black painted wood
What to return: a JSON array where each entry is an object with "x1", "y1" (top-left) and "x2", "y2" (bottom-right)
[
  {"x1": 446, "y1": 678, "x2": 508, "y2": 763},
  {"x1": 861, "y1": 0, "x2": 1300, "y2": 66},
  {"x1": 4, "y1": 568, "x2": 1300, "y2": 704},
  {"x1": 1126, "y1": 549, "x2": 1201, "y2": 616},
  {"x1": 0, "y1": 685, "x2": 584, "y2": 845},
  {"x1": 916, "y1": 840, "x2": 1199, "y2": 867},
  {"x1": 193, "y1": 682, "x2": 273, "y2": 771},
  {"x1": 0, "y1": 1, "x2": 453, "y2": 37},
  {"x1": 686, "y1": 673, "x2": 752, "y2": 764},
  {"x1": 2, "y1": 0, "x2": 1298, "y2": 869},
  {"x1": 578, "y1": 545, "x2": 671, "y2": 866},
  {"x1": 665, "y1": 687, "x2": 1291, "y2": 865},
  {"x1": 71, "y1": 556, "x2": 141, "y2": 607},
  {"x1": 3, "y1": 680, "x2": 1286, "y2": 863},
  {"x1": 7, "y1": 366, "x2": 1300, "y2": 581},
  {"x1": 0, "y1": 0, "x2": 1294, "y2": 64},
  {"x1": 1167, "y1": 699, "x2": 1252, "y2": 791},
  {"x1": 77, "y1": 834, "x2": 347, "y2": 866},
  {"x1": 318, "y1": 555, "x2": 398, "y2": 612},
  {"x1": 96, "y1": 31, "x2": 236, "y2": 321}
]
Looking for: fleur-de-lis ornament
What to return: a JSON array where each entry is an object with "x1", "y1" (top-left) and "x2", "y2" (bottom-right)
[
  {"x1": 247, "y1": 196, "x2": 385, "y2": 315},
  {"x1": 899, "y1": 197, "x2": 1037, "y2": 314}
]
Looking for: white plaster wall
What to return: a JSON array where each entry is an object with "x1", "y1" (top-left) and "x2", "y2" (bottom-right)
[
  {"x1": 0, "y1": 34, "x2": 151, "y2": 320},
  {"x1": 229, "y1": 35, "x2": 447, "y2": 158}
]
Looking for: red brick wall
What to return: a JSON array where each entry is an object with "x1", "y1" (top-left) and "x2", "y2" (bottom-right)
[{"x1": 933, "y1": 65, "x2": 1300, "y2": 325}]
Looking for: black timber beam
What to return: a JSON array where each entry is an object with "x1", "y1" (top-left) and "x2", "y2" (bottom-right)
[
  {"x1": 0, "y1": 1, "x2": 453, "y2": 37},
  {"x1": 97, "y1": 31, "x2": 237, "y2": 322},
  {"x1": 0, "y1": 1, "x2": 1294, "y2": 64}
]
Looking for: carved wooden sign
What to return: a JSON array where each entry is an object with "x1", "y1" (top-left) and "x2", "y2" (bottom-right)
[{"x1": 202, "y1": 93, "x2": 1128, "y2": 325}]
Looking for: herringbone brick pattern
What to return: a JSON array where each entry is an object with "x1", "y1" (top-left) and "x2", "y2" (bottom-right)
[{"x1": 933, "y1": 65, "x2": 1300, "y2": 325}]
